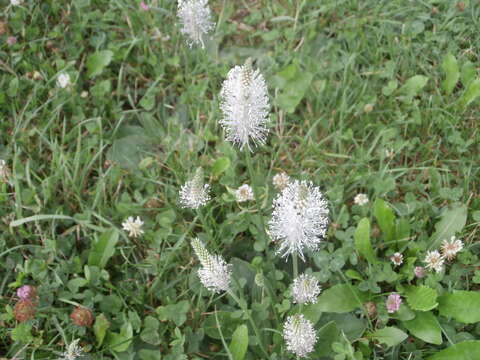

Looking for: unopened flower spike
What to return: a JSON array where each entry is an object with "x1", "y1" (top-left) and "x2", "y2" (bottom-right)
[
  {"x1": 220, "y1": 58, "x2": 270, "y2": 151},
  {"x1": 269, "y1": 180, "x2": 329, "y2": 261},
  {"x1": 179, "y1": 168, "x2": 211, "y2": 209},
  {"x1": 283, "y1": 314, "x2": 317, "y2": 358},
  {"x1": 177, "y1": 0, "x2": 214, "y2": 48},
  {"x1": 191, "y1": 238, "x2": 231, "y2": 293}
]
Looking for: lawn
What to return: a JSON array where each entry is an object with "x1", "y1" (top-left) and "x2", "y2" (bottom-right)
[{"x1": 1, "y1": 0, "x2": 480, "y2": 359}]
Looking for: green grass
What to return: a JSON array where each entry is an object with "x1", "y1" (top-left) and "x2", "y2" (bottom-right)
[{"x1": 1, "y1": 0, "x2": 480, "y2": 359}]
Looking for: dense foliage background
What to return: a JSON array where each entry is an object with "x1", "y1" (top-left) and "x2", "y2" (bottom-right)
[{"x1": 1, "y1": 0, "x2": 480, "y2": 359}]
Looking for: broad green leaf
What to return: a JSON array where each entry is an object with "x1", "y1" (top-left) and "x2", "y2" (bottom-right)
[
  {"x1": 313, "y1": 284, "x2": 366, "y2": 313},
  {"x1": 398, "y1": 75, "x2": 428, "y2": 102},
  {"x1": 373, "y1": 199, "x2": 395, "y2": 241},
  {"x1": 212, "y1": 157, "x2": 231, "y2": 177},
  {"x1": 314, "y1": 321, "x2": 339, "y2": 357},
  {"x1": 441, "y1": 53, "x2": 459, "y2": 95},
  {"x1": 93, "y1": 314, "x2": 110, "y2": 347},
  {"x1": 88, "y1": 229, "x2": 119, "y2": 269},
  {"x1": 458, "y1": 78, "x2": 480, "y2": 109},
  {"x1": 427, "y1": 340, "x2": 480, "y2": 360},
  {"x1": 430, "y1": 203, "x2": 467, "y2": 248},
  {"x1": 274, "y1": 63, "x2": 313, "y2": 113},
  {"x1": 229, "y1": 324, "x2": 248, "y2": 360},
  {"x1": 354, "y1": 218, "x2": 376, "y2": 264},
  {"x1": 404, "y1": 286, "x2": 438, "y2": 311},
  {"x1": 87, "y1": 50, "x2": 114, "y2": 78},
  {"x1": 438, "y1": 291, "x2": 480, "y2": 324},
  {"x1": 11, "y1": 323, "x2": 33, "y2": 344},
  {"x1": 156, "y1": 300, "x2": 190, "y2": 327},
  {"x1": 369, "y1": 326, "x2": 408, "y2": 347},
  {"x1": 460, "y1": 61, "x2": 476, "y2": 87},
  {"x1": 403, "y1": 311, "x2": 442, "y2": 345},
  {"x1": 106, "y1": 322, "x2": 133, "y2": 352},
  {"x1": 140, "y1": 316, "x2": 161, "y2": 345}
]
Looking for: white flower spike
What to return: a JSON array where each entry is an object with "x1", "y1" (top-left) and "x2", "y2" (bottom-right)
[
  {"x1": 177, "y1": 0, "x2": 214, "y2": 48},
  {"x1": 179, "y1": 168, "x2": 211, "y2": 209},
  {"x1": 283, "y1": 314, "x2": 317, "y2": 358},
  {"x1": 61, "y1": 339, "x2": 83, "y2": 360},
  {"x1": 292, "y1": 273, "x2": 321, "y2": 305},
  {"x1": 191, "y1": 238, "x2": 231, "y2": 293},
  {"x1": 220, "y1": 58, "x2": 270, "y2": 151},
  {"x1": 122, "y1": 216, "x2": 144, "y2": 238},
  {"x1": 269, "y1": 180, "x2": 329, "y2": 260}
]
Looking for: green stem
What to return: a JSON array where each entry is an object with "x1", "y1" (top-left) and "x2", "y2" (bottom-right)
[
  {"x1": 292, "y1": 253, "x2": 299, "y2": 280},
  {"x1": 244, "y1": 150, "x2": 267, "y2": 240},
  {"x1": 228, "y1": 289, "x2": 270, "y2": 358}
]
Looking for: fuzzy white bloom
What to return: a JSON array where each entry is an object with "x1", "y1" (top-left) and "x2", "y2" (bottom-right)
[
  {"x1": 283, "y1": 314, "x2": 317, "y2": 358},
  {"x1": 61, "y1": 339, "x2": 83, "y2": 360},
  {"x1": 179, "y1": 168, "x2": 211, "y2": 209},
  {"x1": 191, "y1": 238, "x2": 231, "y2": 293},
  {"x1": 235, "y1": 184, "x2": 254, "y2": 202},
  {"x1": 269, "y1": 180, "x2": 329, "y2": 260},
  {"x1": 122, "y1": 216, "x2": 144, "y2": 238},
  {"x1": 390, "y1": 252, "x2": 403, "y2": 266},
  {"x1": 292, "y1": 274, "x2": 321, "y2": 305},
  {"x1": 11, "y1": 0, "x2": 22, "y2": 5},
  {"x1": 177, "y1": 0, "x2": 214, "y2": 48},
  {"x1": 441, "y1": 236, "x2": 463, "y2": 260},
  {"x1": 273, "y1": 172, "x2": 290, "y2": 191},
  {"x1": 57, "y1": 73, "x2": 71, "y2": 88},
  {"x1": 0, "y1": 159, "x2": 10, "y2": 183},
  {"x1": 424, "y1": 250, "x2": 444, "y2": 273},
  {"x1": 220, "y1": 59, "x2": 270, "y2": 151},
  {"x1": 354, "y1": 193, "x2": 369, "y2": 206}
]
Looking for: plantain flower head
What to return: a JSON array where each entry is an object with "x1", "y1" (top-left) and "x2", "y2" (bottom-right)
[
  {"x1": 292, "y1": 273, "x2": 321, "y2": 305},
  {"x1": 61, "y1": 339, "x2": 83, "y2": 360},
  {"x1": 191, "y1": 238, "x2": 231, "y2": 293},
  {"x1": 177, "y1": 0, "x2": 214, "y2": 48},
  {"x1": 179, "y1": 168, "x2": 211, "y2": 209},
  {"x1": 269, "y1": 180, "x2": 329, "y2": 260},
  {"x1": 283, "y1": 314, "x2": 317, "y2": 358},
  {"x1": 220, "y1": 59, "x2": 270, "y2": 151}
]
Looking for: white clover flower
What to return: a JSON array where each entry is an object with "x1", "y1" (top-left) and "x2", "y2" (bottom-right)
[
  {"x1": 57, "y1": 73, "x2": 71, "y2": 88},
  {"x1": 191, "y1": 238, "x2": 231, "y2": 293},
  {"x1": 220, "y1": 59, "x2": 270, "y2": 151},
  {"x1": 11, "y1": 0, "x2": 22, "y2": 5},
  {"x1": 122, "y1": 216, "x2": 144, "y2": 238},
  {"x1": 177, "y1": 0, "x2": 214, "y2": 48},
  {"x1": 179, "y1": 168, "x2": 211, "y2": 209},
  {"x1": 441, "y1": 236, "x2": 463, "y2": 260},
  {"x1": 273, "y1": 172, "x2": 290, "y2": 191},
  {"x1": 292, "y1": 274, "x2": 321, "y2": 305},
  {"x1": 390, "y1": 252, "x2": 403, "y2": 266},
  {"x1": 269, "y1": 180, "x2": 329, "y2": 260},
  {"x1": 0, "y1": 159, "x2": 10, "y2": 183},
  {"x1": 424, "y1": 250, "x2": 444, "y2": 273},
  {"x1": 61, "y1": 339, "x2": 83, "y2": 360},
  {"x1": 354, "y1": 193, "x2": 369, "y2": 206},
  {"x1": 235, "y1": 184, "x2": 254, "y2": 202},
  {"x1": 283, "y1": 314, "x2": 317, "y2": 358}
]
